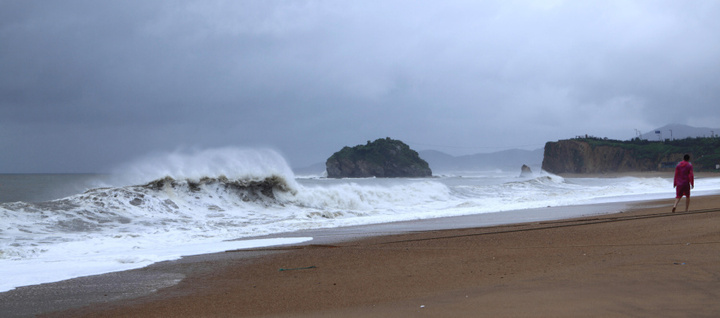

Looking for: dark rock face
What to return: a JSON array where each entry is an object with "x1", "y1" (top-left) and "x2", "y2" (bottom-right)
[
  {"x1": 542, "y1": 137, "x2": 720, "y2": 174},
  {"x1": 541, "y1": 139, "x2": 680, "y2": 174},
  {"x1": 542, "y1": 140, "x2": 643, "y2": 174},
  {"x1": 326, "y1": 138, "x2": 432, "y2": 178}
]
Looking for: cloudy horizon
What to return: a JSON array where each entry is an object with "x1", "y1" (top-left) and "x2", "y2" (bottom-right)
[{"x1": 2, "y1": 1, "x2": 719, "y2": 173}]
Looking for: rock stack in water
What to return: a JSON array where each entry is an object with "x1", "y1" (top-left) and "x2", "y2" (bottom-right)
[
  {"x1": 520, "y1": 164, "x2": 533, "y2": 177},
  {"x1": 325, "y1": 138, "x2": 432, "y2": 178}
]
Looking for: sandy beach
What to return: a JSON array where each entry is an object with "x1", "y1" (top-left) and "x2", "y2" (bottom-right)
[{"x1": 2, "y1": 193, "x2": 708, "y2": 318}]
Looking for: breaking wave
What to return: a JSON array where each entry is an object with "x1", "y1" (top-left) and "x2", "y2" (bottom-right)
[{"x1": 108, "y1": 147, "x2": 299, "y2": 189}]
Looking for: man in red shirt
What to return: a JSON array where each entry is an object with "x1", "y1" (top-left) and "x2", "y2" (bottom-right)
[{"x1": 672, "y1": 154, "x2": 694, "y2": 212}]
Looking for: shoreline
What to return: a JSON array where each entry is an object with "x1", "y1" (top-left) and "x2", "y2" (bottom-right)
[
  {"x1": 2, "y1": 194, "x2": 717, "y2": 317},
  {"x1": 557, "y1": 171, "x2": 720, "y2": 178}
]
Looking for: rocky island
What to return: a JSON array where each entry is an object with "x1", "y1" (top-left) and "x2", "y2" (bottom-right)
[{"x1": 326, "y1": 138, "x2": 432, "y2": 178}]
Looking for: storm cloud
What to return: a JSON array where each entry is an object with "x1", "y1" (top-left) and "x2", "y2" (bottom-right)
[{"x1": 2, "y1": 0, "x2": 719, "y2": 172}]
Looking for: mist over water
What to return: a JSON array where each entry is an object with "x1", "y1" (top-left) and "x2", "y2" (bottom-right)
[
  {"x1": 107, "y1": 147, "x2": 299, "y2": 189},
  {"x1": 2, "y1": 147, "x2": 720, "y2": 293}
]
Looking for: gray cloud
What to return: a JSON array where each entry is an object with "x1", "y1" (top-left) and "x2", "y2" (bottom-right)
[{"x1": 2, "y1": 0, "x2": 719, "y2": 172}]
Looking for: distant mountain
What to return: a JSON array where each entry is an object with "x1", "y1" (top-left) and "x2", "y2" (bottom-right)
[
  {"x1": 418, "y1": 148, "x2": 544, "y2": 173},
  {"x1": 639, "y1": 124, "x2": 719, "y2": 141}
]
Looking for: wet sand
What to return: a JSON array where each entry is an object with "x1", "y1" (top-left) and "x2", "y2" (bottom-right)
[{"x1": 26, "y1": 194, "x2": 720, "y2": 318}]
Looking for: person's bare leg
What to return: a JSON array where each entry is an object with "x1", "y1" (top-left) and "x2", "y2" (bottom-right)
[
  {"x1": 672, "y1": 198, "x2": 680, "y2": 212},
  {"x1": 685, "y1": 197, "x2": 690, "y2": 212}
]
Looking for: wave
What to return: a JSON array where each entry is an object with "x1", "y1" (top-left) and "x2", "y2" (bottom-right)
[
  {"x1": 107, "y1": 147, "x2": 298, "y2": 188},
  {"x1": 142, "y1": 174, "x2": 297, "y2": 200},
  {"x1": 2, "y1": 174, "x2": 295, "y2": 234},
  {"x1": 0, "y1": 171, "x2": 312, "y2": 292},
  {"x1": 1, "y1": 147, "x2": 305, "y2": 264},
  {"x1": 0, "y1": 171, "x2": 675, "y2": 242}
]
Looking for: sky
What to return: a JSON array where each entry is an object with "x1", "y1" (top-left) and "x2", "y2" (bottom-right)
[{"x1": 2, "y1": 0, "x2": 719, "y2": 173}]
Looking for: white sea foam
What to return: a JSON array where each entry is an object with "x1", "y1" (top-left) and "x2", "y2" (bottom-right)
[
  {"x1": 0, "y1": 237, "x2": 311, "y2": 293},
  {"x1": 2, "y1": 147, "x2": 720, "y2": 292}
]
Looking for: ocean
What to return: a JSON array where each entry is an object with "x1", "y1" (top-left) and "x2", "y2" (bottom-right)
[{"x1": 2, "y1": 147, "x2": 719, "y2": 293}]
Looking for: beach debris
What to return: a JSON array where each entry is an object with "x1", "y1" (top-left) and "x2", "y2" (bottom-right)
[
  {"x1": 278, "y1": 266, "x2": 317, "y2": 271},
  {"x1": 673, "y1": 262, "x2": 686, "y2": 265}
]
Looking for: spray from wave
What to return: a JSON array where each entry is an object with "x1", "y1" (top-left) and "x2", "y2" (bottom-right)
[{"x1": 108, "y1": 147, "x2": 298, "y2": 190}]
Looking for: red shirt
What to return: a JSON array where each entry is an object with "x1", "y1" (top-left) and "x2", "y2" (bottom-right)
[{"x1": 674, "y1": 161, "x2": 694, "y2": 187}]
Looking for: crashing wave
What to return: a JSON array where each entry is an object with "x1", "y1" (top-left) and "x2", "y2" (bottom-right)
[
  {"x1": 140, "y1": 175, "x2": 297, "y2": 201},
  {"x1": 0, "y1": 174, "x2": 299, "y2": 239}
]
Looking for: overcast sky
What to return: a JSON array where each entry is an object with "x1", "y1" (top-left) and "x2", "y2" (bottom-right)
[{"x1": 2, "y1": 0, "x2": 719, "y2": 173}]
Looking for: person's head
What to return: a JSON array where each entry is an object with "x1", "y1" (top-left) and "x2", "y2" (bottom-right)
[{"x1": 684, "y1": 154, "x2": 690, "y2": 161}]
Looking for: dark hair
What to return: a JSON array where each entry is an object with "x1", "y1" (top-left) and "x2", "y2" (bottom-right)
[{"x1": 684, "y1": 154, "x2": 690, "y2": 161}]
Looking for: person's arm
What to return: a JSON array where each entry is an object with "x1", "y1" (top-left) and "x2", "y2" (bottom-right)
[{"x1": 690, "y1": 166, "x2": 694, "y2": 188}]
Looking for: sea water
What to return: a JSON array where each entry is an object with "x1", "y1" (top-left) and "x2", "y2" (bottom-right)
[{"x1": 2, "y1": 147, "x2": 720, "y2": 293}]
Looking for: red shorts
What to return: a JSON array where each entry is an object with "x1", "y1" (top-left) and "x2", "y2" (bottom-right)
[{"x1": 676, "y1": 183, "x2": 691, "y2": 198}]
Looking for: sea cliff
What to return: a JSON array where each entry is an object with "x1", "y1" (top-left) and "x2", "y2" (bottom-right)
[{"x1": 541, "y1": 137, "x2": 720, "y2": 174}]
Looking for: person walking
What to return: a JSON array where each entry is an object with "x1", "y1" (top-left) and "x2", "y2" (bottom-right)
[{"x1": 672, "y1": 154, "x2": 694, "y2": 212}]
